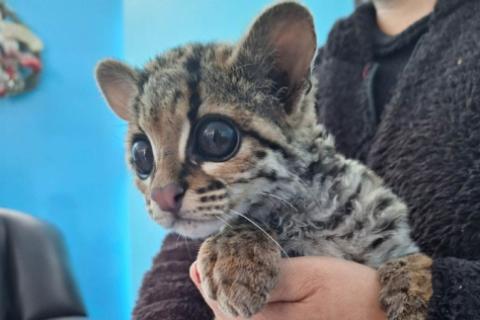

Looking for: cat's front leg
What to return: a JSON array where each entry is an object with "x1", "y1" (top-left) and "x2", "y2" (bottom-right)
[
  {"x1": 378, "y1": 253, "x2": 433, "y2": 320},
  {"x1": 197, "y1": 220, "x2": 282, "y2": 318}
]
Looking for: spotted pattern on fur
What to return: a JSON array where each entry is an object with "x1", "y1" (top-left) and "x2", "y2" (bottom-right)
[
  {"x1": 96, "y1": 2, "x2": 428, "y2": 319},
  {"x1": 126, "y1": 37, "x2": 419, "y2": 320}
]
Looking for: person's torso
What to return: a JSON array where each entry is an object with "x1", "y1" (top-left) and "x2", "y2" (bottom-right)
[{"x1": 315, "y1": 0, "x2": 480, "y2": 259}]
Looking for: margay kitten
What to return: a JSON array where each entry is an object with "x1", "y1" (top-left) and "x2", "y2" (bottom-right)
[{"x1": 96, "y1": 2, "x2": 432, "y2": 319}]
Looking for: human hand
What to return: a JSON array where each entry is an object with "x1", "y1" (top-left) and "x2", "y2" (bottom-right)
[{"x1": 190, "y1": 256, "x2": 387, "y2": 320}]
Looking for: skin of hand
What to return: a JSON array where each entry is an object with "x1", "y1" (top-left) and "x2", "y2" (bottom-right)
[{"x1": 190, "y1": 256, "x2": 387, "y2": 320}]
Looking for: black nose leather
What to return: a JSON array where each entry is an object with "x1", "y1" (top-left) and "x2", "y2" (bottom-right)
[{"x1": 151, "y1": 184, "x2": 185, "y2": 214}]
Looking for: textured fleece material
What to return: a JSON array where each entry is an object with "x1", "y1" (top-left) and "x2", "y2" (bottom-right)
[{"x1": 133, "y1": 0, "x2": 480, "y2": 319}]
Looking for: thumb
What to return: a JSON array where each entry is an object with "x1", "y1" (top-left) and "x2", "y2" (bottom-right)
[
  {"x1": 189, "y1": 261, "x2": 201, "y2": 288},
  {"x1": 267, "y1": 257, "x2": 322, "y2": 303}
]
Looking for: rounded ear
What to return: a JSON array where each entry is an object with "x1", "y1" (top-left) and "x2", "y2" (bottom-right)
[
  {"x1": 232, "y1": 2, "x2": 317, "y2": 112},
  {"x1": 95, "y1": 59, "x2": 139, "y2": 121}
]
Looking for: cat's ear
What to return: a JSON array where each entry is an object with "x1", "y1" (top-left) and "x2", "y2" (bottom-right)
[
  {"x1": 95, "y1": 59, "x2": 139, "y2": 121},
  {"x1": 232, "y1": 2, "x2": 317, "y2": 113}
]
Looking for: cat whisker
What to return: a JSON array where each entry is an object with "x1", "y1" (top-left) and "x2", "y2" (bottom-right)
[
  {"x1": 287, "y1": 169, "x2": 323, "y2": 209},
  {"x1": 227, "y1": 209, "x2": 290, "y2": 259},
  {"x1": 215, "y1": 215, "x2": 235, "y2": 229},
  {"x1": 258, "y1": 191, "x2": 299, "y2": 213},
  {"x1": 174, "y1": 232, "x2": 193, "y2": 260},
  {"x1": 183, "y1": 235, "x2": 193, "y2": 260}
]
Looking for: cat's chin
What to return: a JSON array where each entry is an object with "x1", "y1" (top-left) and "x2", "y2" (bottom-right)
[
  {"x1": 171, "y1": 218, "x2": 224, "y2": 239},
  {"x1": 172, "y1": 219, "x2": 224, "y2": 239},
  {"x1": 149, "y1": 209, "x2": 224, "y2": 238}
]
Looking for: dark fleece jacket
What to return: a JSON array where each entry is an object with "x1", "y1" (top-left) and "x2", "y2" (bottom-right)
[{"x1": 133, "y1": 0, "x2": 480, "y2": 319}]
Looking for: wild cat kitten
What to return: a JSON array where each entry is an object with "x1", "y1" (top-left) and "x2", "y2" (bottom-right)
[{"x1": 96, "y1": 2, "x2": 433, "y2": 319}]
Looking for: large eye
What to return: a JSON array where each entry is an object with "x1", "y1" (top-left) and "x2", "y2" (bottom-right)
[
  {"x1": 194, "y1": 117, "x2": 240, "y2": 161},
  {"x1": 131, "y1": 138, "x2": 154, "y2": 179}
]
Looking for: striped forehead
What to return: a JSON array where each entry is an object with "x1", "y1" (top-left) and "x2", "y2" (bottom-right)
[
  {"x1": 130, "y1": 45, "x2": 217, "y2": 169},
  {"x1": 133, "y1": 43, "x2": 284, "y2": 126},
  {"x1": 134, "y1": 45, "x2": 222, "y2": 123},
  {"x1": 134, "y1": 42, "x2": 288, "y2": 146}
]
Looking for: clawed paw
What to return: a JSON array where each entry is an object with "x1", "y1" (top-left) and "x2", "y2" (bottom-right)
[
  {"x1": 378, "y1": 254, "x2": 433, "y2": 320},
  {"x1": 197, "y1": 234, "x2": 281, "y2": 318}
]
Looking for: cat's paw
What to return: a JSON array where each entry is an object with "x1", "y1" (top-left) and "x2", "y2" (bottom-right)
[
  {"x1": 197, "y1": 231, "x2": 281, "y2": 318},
  {"x1": 378, "y1": 253, "x2": 433, "y2": 320}
]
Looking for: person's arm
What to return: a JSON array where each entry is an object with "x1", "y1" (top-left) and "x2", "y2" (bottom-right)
[
  {"x1": 378, "y1": 240, "x2": 480, "y2": 320},
  {"x1": 390, "y1": 148, "x2": 480, "y2": 319},
  {"x1": 427, "y1": 257, "x2": 480, "y2": 319},
  {"x1": 132, "y1": 233, "x2": 213, "y2": 320}
]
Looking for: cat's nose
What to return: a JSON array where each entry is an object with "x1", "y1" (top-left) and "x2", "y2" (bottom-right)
[{"x1": 151, "y1": 184, "x2": 185, "y2": 214}]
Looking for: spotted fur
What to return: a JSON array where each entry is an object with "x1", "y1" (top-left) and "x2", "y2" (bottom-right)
[{"x1": 96, "y1": 2, "x2": 429, "y2": 319}]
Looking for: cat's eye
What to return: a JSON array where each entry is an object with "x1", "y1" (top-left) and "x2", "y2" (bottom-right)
[
  {"x1": 194, "y1": 117, "x2": 240, "y2": 162},
  {"x1": 131, "y1": 138, "x2": 154, "y2": 179}
]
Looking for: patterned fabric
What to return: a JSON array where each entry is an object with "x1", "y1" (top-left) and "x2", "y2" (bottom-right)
[
  {"x1": 0, "y1": 3, "x2": 43, "y2": 97},
  {"x1": 133, "y1": 235, "x2": 213, "y2": 319}
]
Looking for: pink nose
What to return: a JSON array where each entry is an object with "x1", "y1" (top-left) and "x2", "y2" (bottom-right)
[{"x1": 151, "y1": 184, "x2": 185, "y2": 214}]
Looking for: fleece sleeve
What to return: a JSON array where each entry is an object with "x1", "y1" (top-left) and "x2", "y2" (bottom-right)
[
  {"x1": 132, "y1": 233, "x2": 213, "y2": 320},
  {"x1": 427, "y1": 257, "x2": 480, "y2": 320}
]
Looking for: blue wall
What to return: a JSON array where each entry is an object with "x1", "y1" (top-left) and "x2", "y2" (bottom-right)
[
  {"x1": 0, "y1": 1, "x2": 130, "y2": 319},
  {"x1": 124, "y1": 0, "x2": 354, "y2": 297}
]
